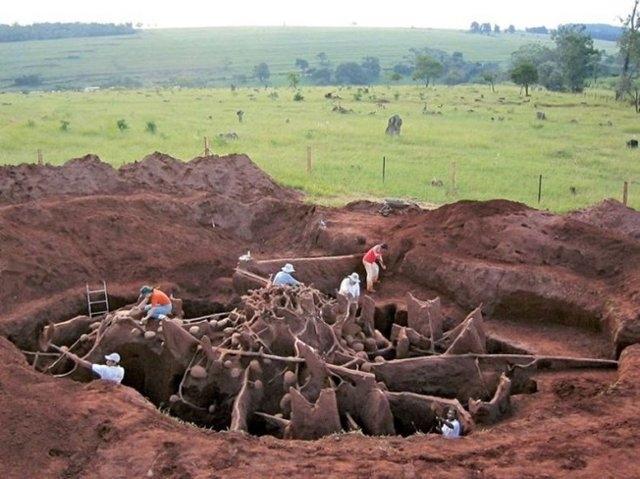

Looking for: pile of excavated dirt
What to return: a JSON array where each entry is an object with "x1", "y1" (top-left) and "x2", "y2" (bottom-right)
[
  {"x1": 570, "y1": 198, "x2": 640, "y2": 241},
  {"x1": 0, "y1": 152, "x2": 300, "y2": 204},
  {"x1": 2, "y1": 153, "x2": 640, "y2": 477}
]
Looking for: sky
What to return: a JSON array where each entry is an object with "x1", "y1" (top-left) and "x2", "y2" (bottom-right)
[{"x1": 1, "y1": 0, "x2": 634, "y2": 29}]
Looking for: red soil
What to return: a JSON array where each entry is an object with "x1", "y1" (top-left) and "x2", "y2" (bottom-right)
[{"x1": 2, "y1": 152, "x2": 640, "y2": 478}]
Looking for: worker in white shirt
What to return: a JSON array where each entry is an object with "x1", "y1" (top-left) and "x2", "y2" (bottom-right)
[
  {"x1": 339, "y1": 272, "x2": 361, "y2": 302},
  {"x1": 64, "y1": 350, "x2": 125, "y2": 384},
  {"x1": 436, "y1": 407, "x2": 462, "y2": 438}
]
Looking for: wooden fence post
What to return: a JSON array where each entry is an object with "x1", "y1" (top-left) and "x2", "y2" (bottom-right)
[
  {"x1": 307, "y1": 146, "x2": 312, "y2": 174},
  {"x1": 382, "y1": 156, "x2": 386, "y2": 183},
  {"x1": 623, "y1": 181, "x2": 629, "y2": 206},
  {"x1": 450, "y1": 161, "x2": 457, "y2": 194},
  {"x1": 204, "y1": 137, "x2": 210, "y2": 156},
  {"x1": 538, "y1": 174, "x2": 543, "y2": 204},
  {"x1": 37, "y1": 149, "x2": 43, "y2": 165}
]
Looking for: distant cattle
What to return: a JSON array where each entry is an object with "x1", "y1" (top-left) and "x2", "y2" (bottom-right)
[
  {"x1": 627, "y1": 139, "x2": 639, "y2": 149},
  {"x1": 219, "y1": 132, "x2": 239, "y2": 140}
]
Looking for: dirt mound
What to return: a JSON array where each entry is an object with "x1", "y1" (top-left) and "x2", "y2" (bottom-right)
[
  {"x1": 119, "y1": 152, "x2": 300, "y2": 203},
  {"x1": 570, "y1": 198, "x2": 640, "y2": 241},
  {"x1": 0, "y1": 152, "x2": 299, "y2": 205},
  {"x1": 0, "y1": 154, "x2": 124, "y2": 203}
]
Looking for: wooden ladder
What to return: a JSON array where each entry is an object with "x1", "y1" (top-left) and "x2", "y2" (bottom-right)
[{"x1": 86, "y1": 281, "x2": 109, "y2": 319}]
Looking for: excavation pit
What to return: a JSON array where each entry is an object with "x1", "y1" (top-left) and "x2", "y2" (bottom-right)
[
  {"x1": 2, "y1": 152, "x2": 640, "y2": 477},
  {"x1": 27, "y1": 285, "x2": 618, "y2": 441}
]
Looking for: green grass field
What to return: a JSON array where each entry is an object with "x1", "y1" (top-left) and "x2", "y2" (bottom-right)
[
  {"x1": 0, "y1": 84, "x2": 637, "y2": 212},
  {"x1": 0, "y1": 27, "x2": 617, "y2": 91}
]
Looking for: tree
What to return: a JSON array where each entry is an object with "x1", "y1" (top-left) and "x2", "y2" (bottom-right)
[
  {"x1": 393, "y1": 63, "x2": 413, "y2": 76},
  {"x1": 481, "y1": 23, "x2": 492, "y2": 34},
  {"x1": 470, "y1": 21, "x2": 480, "y2": 33},
  {"x1": 287, "y1": 72, "x2": 300, "y2": 88},
  {"x1": 537, "y1": 61, "x2": 564, "y2": 91},
  {"x1": 494, "y1": 24, "x2": 501, "y2": 34},
  {"x1": 390, "y1": 72, "x2": 402, "y2": 82},
  {"x1": 295, "y1": 58, "x2": 309, "y2": 72},
  {"x1": 316, "y1": 52, "x2": 330, "y2": 68},
  {"x1": 507, "y1": 25, "x2": 516, "y2": 34},
  {"x1": 253, "y1": 63, "x2": 270, "y2": 84},
  {"x1": 617, "y1": 0, "x2": 640, "y2": 100},
  {"x1": 552, "y1": 24, "x2": 600, "y2": 92},
  {"x1": 335, "y1": 62, "x2": 368, "y2": 84},
  {"x1": 482, "y1": 71, "x2": 498, "y2": 92},
  {"x1": 361, "y1": 56, "x2": 381, "y2": 82},
  {"x1": 310, "y1": 67, "x2": 332, "y2": 85},
  {"x1": 412, "y1": 55, "x2": 443, "y2": 86},
  {"x1": 510, "y1": 62, "x2": 538, "y2": 95}
]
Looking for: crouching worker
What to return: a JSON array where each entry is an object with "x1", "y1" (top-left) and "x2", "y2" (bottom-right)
[
  {"x1": 339, "y1": 272, "x2": 361, "y2": 302},
  {"x1": 64, "y1": 351, "x2": 124, "y2": 384},
  {"x1": 138, "y1": 285, "x2": 172, "y2": 323},
  {"x1": 436, "y1": 407, "x2": 462, "y2": 439},
  {"x1": 362, "y1": 243, "x2": 388, "y2": 292},
  {"x1": 272, "y1": 263, "x2": 301, "y2": 287}
]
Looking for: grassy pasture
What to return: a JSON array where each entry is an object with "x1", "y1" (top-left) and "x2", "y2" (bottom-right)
[
  {"x1": 0, "y1": 27, "x2": 616, "y2": 91},
  {"x1": 0, "y1": 84, "x2": 637, "y2": 211}
]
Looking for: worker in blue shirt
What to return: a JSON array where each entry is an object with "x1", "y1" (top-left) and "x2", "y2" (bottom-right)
[{"x1": 272, "y1": 263, "x2": 301, "y2": 286}]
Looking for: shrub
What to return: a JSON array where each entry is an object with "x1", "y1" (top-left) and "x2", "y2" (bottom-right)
[
  {"x1": 59, "y1": 120, "x2": 70, "y2": 131},
  {"x1": 293, "y1": 91, "x2": 304, "y2": 101},
  {"x1": 14, "y1": 74, "x2": 42, "y2": 87},
  {"x1": 117, "y1": 119, "x2": 128, "y2": 131},
  {"x1": 145, "y1": 121, "x2": 157, "y2": 134}
]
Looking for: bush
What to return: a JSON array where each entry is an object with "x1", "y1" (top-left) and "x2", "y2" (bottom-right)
[
  {"x1": 117, "y1": 119, "x2": 128, "y2": 131},
  {"x1": 293, "y1": 91, "x2": 304, "y2": 101},
  {"x1": 145, "y1": 121, "x2": 157, "y2": 134},
  {"x1": 14, "y1": 74, "x2": 42, "y2": 87},
  {"x1": 59, "y1": 120, "x2": 70, "y2": 131}
]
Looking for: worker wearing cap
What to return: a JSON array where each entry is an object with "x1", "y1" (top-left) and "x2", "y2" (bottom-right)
[
  {"x1": 362, "y1": 243, "x2": 388, "y2": 292},
  {"x1": 339, "y1": 272, "x2": 361, "y2": 301},
  {"x1": 272, "y1": 263, "x2": 301, "y2": 287},
  {"x1": 64, "y1": 351, "x2": 125, "y2": 384},
  {"x1": 138, "y1": 285, "x2": 172, "y2": 323}
]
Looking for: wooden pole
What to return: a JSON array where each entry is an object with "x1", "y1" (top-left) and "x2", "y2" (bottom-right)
[
  {"x1": 37, "y1": 149, "x2": 43, "y2": 165},
  {"x1": 538, "y1": 174, "x2": 543, "y2": 204},
  {"x1": 306, "y1": 146, "x2": 312, "y2": 174},
  {"x1": 451, "y1": 161, "x2": 457, "y2": 194},
  {"x1": 204, "y1": 137, "x2": 210, "y2": 156},
  {"x1": 623, "y1": 181, "x2": 629, "y2": 206},
  {"x1": 382, "y1": 156, "x2": 386, "y2": 183}
]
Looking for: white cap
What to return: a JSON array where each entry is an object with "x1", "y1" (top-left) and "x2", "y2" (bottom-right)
[
  {"x1": 105, "y1": 353, "x2": 121, "y2": 363},
  {"x1": 349, "y1": 272, "x2": 360, "y2": 282},
  {"x1": 282, "y1": 263, "x2": 295, "y2": 273}
]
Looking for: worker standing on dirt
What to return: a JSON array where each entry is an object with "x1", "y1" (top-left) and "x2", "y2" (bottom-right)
[
  {"x1": 138, "y1": 285, "x2": 172, "y2": 323},
  {"x1": 272, "y1": 263, "x2": 301, "y2": 287},
  {"x1": 362, "y1": 243, "x2": 388, "y2": 292},
  {"x1": 63, "y1": 351, "x2": 125, "y2": 384},
  {"x1": 339, "y1": 272, "x2": 361, "y2": 301},
  {"x1": 436, "y1": 408, "x2": 461, "y2": 439}
]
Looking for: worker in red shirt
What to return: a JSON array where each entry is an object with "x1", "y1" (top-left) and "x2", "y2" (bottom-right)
[
  {"x1": 362, "y1": 243, "x2": 388, "y2": 292},
  {"x1": 138, "y1": 285, "x2": 172, "y2": 323}
]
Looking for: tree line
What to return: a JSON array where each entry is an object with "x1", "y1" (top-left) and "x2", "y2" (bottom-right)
[{"x1": 0, "y1": 22, "x2": 137, "y2": 42}]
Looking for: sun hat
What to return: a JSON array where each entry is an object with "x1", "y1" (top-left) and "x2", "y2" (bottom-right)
[
  {"x1": 349, "y1": 272, "x2": 360, "y2": 282},
  {"x1": 105, "y1": 352, "x2": 121, "y2": 363},
  {"x1": 140, "y1": 285, "x2": 153, "y2": 295},
  {"x1": 282, "y1": 263, "x2": 295, "y2": 273}
]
